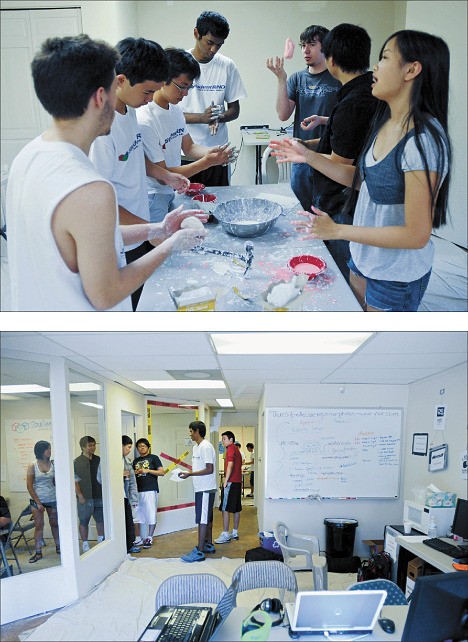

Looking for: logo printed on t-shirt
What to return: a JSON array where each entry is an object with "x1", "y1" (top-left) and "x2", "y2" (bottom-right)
[{"x1": 118, "y1": 133, "x2": 142, "y2": 161}]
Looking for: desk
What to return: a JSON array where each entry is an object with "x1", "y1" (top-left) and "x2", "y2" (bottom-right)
[
  {"x1": 138, "y1": 184, "x2": 361, "y2": 312},
  {"x1": 211, "y1": 605, "x2": 409, "y2": 641},
  {"x1": 394, "y1": 535, "x2": 455, "y2": 591},
  {"x1": 241, "y1": 129, "x2": 288, "y2": 184}
]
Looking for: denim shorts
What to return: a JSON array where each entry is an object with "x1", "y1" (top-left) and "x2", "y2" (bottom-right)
[{"x1": 348, "y1": 257, "x2": 431, "y2": 312}]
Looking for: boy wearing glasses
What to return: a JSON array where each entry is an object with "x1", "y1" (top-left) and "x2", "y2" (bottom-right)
[
  {"x1": 266, "y1": 25, "x2": 341, "y2": 210},
  {"x1": 137, "y1": 48, "x2": 234, "y2": 222},
  {"x1": 90, "y1": 38, "x2": 201, "y2": 310},
  {"x1": 180, "y1": 11, "x2": 247, "y2": 187}
]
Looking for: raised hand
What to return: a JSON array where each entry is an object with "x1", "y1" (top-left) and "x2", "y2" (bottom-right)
[{"x1": 266, "y1": 56, "x2": 287, "y2": 81}]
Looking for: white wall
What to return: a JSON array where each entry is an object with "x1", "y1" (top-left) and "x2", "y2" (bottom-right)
[
  {"x1": 256, "y1": 362, "x2": 467, "y2": 557},
  {"x1": 258, "y1": 382, "x2": 409, "y2": 557},
  {"x1": 405, "y1": 1, "x2": 467, "y2": 248},
  {"x1": 403, "y1": 362, "x2": 467, "y2": 501}
]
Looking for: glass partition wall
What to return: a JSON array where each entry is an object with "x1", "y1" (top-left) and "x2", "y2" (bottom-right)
[
  {"x1": 69, "y1": 369, "x2": 107, "y2": 556},
  {"x1": 1, "y1": 357, "x2": 109, "y2": 580},
  {"x1": 0, "y1": 357, "x2": 59, "y2": 576}
]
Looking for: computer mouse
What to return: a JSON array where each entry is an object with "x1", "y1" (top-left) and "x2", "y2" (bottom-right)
[{"x1": 378, "y1": 618, "x2": 396, "y2": 634}]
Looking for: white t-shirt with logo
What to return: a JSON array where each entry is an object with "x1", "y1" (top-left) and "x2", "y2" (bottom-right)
[
  {"x1": 90, "y1": 107, "x2": 149, "y2": 251},
  {"x1": 137, "y1": 101, "x2": 187, "y2": 197},
  {"x1": 181, "y1": 52, "x2": 247, "y2": 147},
  {"x1": 191, "y1": 439, "x2": 217, "y2": 492}
]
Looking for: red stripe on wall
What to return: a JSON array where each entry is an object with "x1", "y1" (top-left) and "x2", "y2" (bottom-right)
[{"x1": 160, "y1": 451, "x2": 192, "y2": 470}]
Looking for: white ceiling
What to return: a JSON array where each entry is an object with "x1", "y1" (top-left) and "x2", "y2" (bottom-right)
[{"x1": 1, "y1": 332, "x2": 466, "y2": 412}]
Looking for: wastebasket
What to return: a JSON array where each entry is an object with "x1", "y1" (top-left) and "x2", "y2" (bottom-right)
[{"x1": 324, "y1": 518, "x2": 358, "y2": 558}]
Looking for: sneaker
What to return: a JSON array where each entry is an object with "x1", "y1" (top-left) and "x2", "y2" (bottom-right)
[
  {"x1": 203, "y1": 542, "x2": 216, "y2": 554},
  {"x1": 126, "y1": 553, "x2": 137, "y2": 561},
  {"x1": 128, "y1": 546, "x2": 141, "y2": 554},
  {"x1": 214, "y1": 531, "x2": 232, "y2": 544},
  {"x1": 181, "y1": 547, "x2": 205, "y2": 563},
  {"x1": 230, "y1": 530, "x2": 239, "y2": 540},
  {"x1": 142, "y1": 538, "x2": 152, "y2": 549},
  {"x1": 82, "y1": 541, "x2": 90, "y2": 553},
  {"x1": 133, "y1": 538, "x2": 143, "y2": 547}
]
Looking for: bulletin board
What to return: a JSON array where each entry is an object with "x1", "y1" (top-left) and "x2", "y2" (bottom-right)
[
  {"x1": 265, "y1": 407, "x2": 402, "y2": 499},
  {"x1": 4, "y1": 419, "x2": 53, "y2": 491}
]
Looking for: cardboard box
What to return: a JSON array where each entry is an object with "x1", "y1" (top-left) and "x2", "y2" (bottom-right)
[
  {"x1": 363, "y1": 539, "x2": 384, "y2": 555},
  {"x1": 407, "y1": 557, "x2": 424, "y2": 582}
]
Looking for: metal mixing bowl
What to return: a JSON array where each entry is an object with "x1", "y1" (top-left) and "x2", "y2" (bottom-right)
[{"x1": 213, "y1": 198, "x2": 284, "y2": 237}]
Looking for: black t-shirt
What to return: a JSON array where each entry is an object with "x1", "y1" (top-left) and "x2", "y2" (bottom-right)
[
  {"x1": 312, "y1": 72, "x2": 378, "y2": 217},
  {"x1": 133, "y1": 454, "x2": 163, "y2": 492}
]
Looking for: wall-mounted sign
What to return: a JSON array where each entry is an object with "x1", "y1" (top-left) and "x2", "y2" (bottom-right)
[{"x1": 428, "y1": 443, "x2": 448, "y2": 472}]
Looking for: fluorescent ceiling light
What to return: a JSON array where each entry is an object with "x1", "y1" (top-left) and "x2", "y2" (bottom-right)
[
  {"x1": 216, "y1": 398, "x2": 234, "y2": 408},
  {"x1": 133, "y1": 380, "x2": 226, "y2": 389},
  {"x1": 69, "y1": 383, "x2": 101, "y2": 392},
  {"x1": 79, "y1": 402, "x2": 103, "y2": 409},
  {"x1": 211, "y1": 332, "x2": 372, "y2": 354},
  {"x1": 0, "y1": 384, "x2": 50, "y2": 394}
]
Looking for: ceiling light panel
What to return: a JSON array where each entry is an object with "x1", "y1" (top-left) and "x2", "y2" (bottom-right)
[
  {"x1": 133, "y1": 380, "x2": 226, "y2": 389},
  {"x1": 211, "y1": 332, "x2": 372, "y2": 354}
]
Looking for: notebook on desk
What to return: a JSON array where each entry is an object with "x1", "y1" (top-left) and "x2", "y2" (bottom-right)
[{"x1": 286, "y1": 590, "x2": 387, "y2": 635}]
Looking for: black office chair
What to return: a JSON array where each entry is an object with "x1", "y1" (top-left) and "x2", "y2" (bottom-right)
[
  {"x1": 10, "y1": 505, "x2": 36, "y2": 555},
  {"x1": 0, "y1": 522, "x2": 23, "y2": 576}
]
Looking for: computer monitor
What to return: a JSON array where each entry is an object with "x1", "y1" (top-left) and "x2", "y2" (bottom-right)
[
  {"x1": 452, "y1": 498, "x2": 468, "y2": 540},
  {"x1": 402, "y1": 572, "x2": 468, "y2": 642}
]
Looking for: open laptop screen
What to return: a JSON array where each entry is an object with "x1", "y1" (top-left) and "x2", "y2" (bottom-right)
[{"x1": 290, "y1": 590, "x2": 386, "y2": 633}]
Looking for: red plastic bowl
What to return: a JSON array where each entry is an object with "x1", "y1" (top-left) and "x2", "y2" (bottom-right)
[
  {"x1": 185, "y1": 183, "x2": 205, "y2": 196},
  {"x1": 288, "y1": 255, "x2": 327, "y2": 280},
  {"x1": 192, "y1": 193, "x2": 216, "y2": 203}
]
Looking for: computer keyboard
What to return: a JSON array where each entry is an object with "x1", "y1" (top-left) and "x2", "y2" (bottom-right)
[
  {"x1": 158, "y1": 606, "x2": 209, "y2": 642},
  {"x1": 422, "y1": 537, "x2": 468, "y2": 558}
]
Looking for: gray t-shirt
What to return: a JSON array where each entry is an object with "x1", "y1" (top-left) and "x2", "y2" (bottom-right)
[
  {"x1": 351, "y1": 121, "x2": 449, "y2": 282},
  {"x1": 287, "y1": 69, "x2": 341, "y2": 140}
]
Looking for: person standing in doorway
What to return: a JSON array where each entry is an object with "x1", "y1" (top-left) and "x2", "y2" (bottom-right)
[
  {"x1": 74, "y1": 436, "x2": 104, "y2": 553},
  {"x1": 245, "y1": 442, "x2": 255, "y2": 498},
  {"x1": 132, "y1": 438, "x2": 165, "y2": 549},
  {"x1": 266, "y1": 25, "x2": 341, "y2": 209},
  {"x1": 215, "y1": 431, "x2": 242, "y2": 543},
  {"x1": 122, "y1": 435, "x2": 141, "y2": 556},
  {"x1": 178, "y1": 421, "x2": 217, "y2": 562},
  {"x1": 181, "y1": 11, "x2": 247, "y2": 186}
]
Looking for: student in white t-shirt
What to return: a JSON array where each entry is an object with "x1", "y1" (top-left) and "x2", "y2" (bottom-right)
[
  {"x1": 178, "y1": 421, "x2": 217, "y2": 563},
  {"x1": 90, "y1": 38, "x2": 201, "y2": 310},
  {"x1": 180, "y1": 11, "x2": 247, "y2": 186},
  {"x1": 137, "y1": 48, "x2": 234, "y2": 222}
]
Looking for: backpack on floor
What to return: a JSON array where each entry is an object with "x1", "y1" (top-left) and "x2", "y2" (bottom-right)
[
  {"x1": 357, "y1": 551, "x2": 392, "y2": 581},
  {"x1": 245, "y1": 546, "x2": 284, "y2": 563}
]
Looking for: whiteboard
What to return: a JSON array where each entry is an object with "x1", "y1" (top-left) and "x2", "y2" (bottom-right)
[
  {"x1": 265, "y1": 407, "x2": 402, "y2": 499},
  {"x1": 4, "y1": 418, "x2": 53, "y2": 491}
]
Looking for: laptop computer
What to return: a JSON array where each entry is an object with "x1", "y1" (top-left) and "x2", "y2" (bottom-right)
[
  {"x1": 285, "y1": 590, "x2": 387, "y2": 636},
  {"x1": 137, "y1": 576, "x2": 237, "y2": 642}
]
